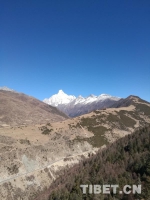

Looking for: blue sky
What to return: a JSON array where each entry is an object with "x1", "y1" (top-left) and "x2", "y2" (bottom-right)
[{"x1": 1, "y1": 0, "x2": 150, "y2": 101}]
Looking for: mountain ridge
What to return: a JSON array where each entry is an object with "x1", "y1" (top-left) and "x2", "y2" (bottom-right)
[
  {"x1": 43, "y1": 90, "x2": 120, "y2": 106},
  {"x1": 43, "y1": 90, "x2": 121, "y2": 117},
  {"x1": 0, "y1": 90, "x2": 68, "y2": 126}
]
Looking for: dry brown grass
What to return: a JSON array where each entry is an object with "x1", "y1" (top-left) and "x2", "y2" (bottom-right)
[{"x1": 0, "y1": 90, "x2": 68, "y2": 126}]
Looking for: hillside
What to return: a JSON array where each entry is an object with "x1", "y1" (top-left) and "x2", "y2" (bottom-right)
[
  {"x1": 49, "y1": 95, "x2": 150, "y2": 147},
  {"x1": 36, "y1": 125, "x2": 150, "y2": 200},
  {"x1": 111, "y1": 95, "x2": 150, "y2": 109},
  {"x1": 0, "y1": 94, "x2": 150, "y2": 199},
  {"x1": 0, "y1": 90, "x2": 68, "y2": 126}
]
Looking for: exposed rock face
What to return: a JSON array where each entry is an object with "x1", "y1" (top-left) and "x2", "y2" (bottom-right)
[{"x1": 0, "y1": 124, "x2": 96, "y2": 200}]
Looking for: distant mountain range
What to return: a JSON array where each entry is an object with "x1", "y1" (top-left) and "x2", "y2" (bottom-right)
[{"x1": 43, "y1": 90, "x2": 121, "y2": 117}]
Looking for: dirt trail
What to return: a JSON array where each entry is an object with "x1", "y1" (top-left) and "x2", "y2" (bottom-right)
[{"x1": 0, "y1": 149, "x2": 96, "y2": 185}]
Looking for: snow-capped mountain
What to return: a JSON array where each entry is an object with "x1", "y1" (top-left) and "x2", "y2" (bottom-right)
[
  {"x1": 43, "y1": 90, "x2": 120, "y2": 117},
  {"x1": 0, "y1": 86, "x2": 15, "y2": 92},
  {"x1": 44, "y1": 90, "x2": 76, "y2": 106}
]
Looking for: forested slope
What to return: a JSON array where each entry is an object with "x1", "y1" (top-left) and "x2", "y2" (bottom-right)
[{"x1": 35, "y1": 125, "x2": 150, "y2": 200}]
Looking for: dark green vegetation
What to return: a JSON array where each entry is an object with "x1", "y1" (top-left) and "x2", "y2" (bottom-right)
[
  {"x1": 87, "y1": 126, "x2": 108, "y2": 147},
  {"x1": 136, "y1": 104, "x2": 150, "y2": 116},
  {"x1": 111, "y1": 96, "x2": 150, "y2": 117},
  {"x1": 73, "y1": 125, "x2": 109, "y2": 147},
  {"x1": 36, "y1": 125, "x2": 150, "y2": 200},
  {"x1": 19, "y1": 138, "x2": 30, "y2": 145},
  {"x1": 71, "y1": 117, "x2": 109, "y2": 147},
  {"x1": 72, "y1": 110, "x2": 137, "y2": 147},
  {"x1": 80, "y1": 109, "x2": 137, "y2": 131},
  {"x1": 107, "y1": 111, "x2": 136, "y2": 130},
  {"x1": 7, "y1": 164, "x2": 19, "y2": 175},
  {"x1": 40, "y1": 125, "x2": 53, "y2": 135}
]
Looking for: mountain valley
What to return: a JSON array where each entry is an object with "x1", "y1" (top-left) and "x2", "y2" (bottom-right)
[{"x1": 0, "y1": 87, "x2": 150, "y2": 199}]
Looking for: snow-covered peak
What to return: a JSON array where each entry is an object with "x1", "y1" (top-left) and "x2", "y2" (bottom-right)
[
  {"x1": 43, "y1": 90, "x2": 120, "y2": 107},
  {"x1": 58, "y1": 89, "x2": 65, "y2": 95},
  {"x1": 78, "y1": 95, "x2": 84, "y2": 99},
  {"x1": 74, "y1": 95, "x2": 85, "y2": 105},
  {"x1": 84, "y1": 95, "x2": 98, "y2": 104},
  {"x1": 98, "y1": 94, "x2": 111, "y2": 98},
  {"x1": 89, "y1": 94, "x2": 97, "y2": 98},
  {"x1": 0, "y1": 86, "x2": 15, "y2": 92},
  {"x1": 100, "y1": 94, "x2": 110, "y2": 96},
  {"x1": 98, "y1": 93, "x2": 119, "y2": 101},
  {"x1": 43, "y1": 90, "x2": 121, "y2": 117},
  {"x1": 43, "y1": 90, "x2": 76, "y2": 106}
]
